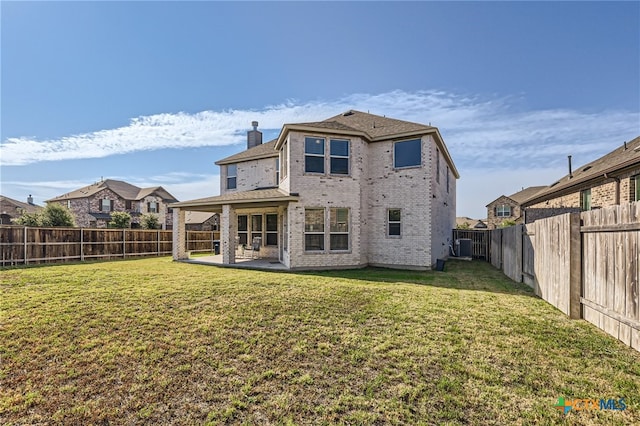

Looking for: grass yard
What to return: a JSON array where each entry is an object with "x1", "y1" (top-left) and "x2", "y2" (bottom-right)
[{"x1": 1, "y1": 258, "x2": 639, "y2": 425}]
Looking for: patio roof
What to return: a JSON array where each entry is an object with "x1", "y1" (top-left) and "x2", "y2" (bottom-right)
[{"x1": 170, "y1": 188, "x2": 299, "y2": 212}]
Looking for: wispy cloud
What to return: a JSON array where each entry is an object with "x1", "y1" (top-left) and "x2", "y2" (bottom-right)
[{"x1": 3, "y1": 90, "x2": 638, "y2": 168}]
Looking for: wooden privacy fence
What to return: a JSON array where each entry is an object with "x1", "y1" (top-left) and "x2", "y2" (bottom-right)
[
  {"x1": 491, "y1": 202, "x2": 640, "y2": 352},
  {"x1": 0, "y1": 226, "x2": 220, "y2": 266}
]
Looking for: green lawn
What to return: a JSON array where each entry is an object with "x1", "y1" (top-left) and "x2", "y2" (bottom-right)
[{"x1": 1, "y1": 258, "x2": 638, "y2": 425}]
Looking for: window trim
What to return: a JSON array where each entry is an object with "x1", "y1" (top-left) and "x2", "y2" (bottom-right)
[
  {"x1": 436, "y1": 148, "x2": 440, "y2": 183},
  {"x1": 304, "y1": 137, "x2": 325, "y2": 174},
  {"x1": 581, "y1": 188, "x2": 592, "y2": 211},
  {"x1": 496, "y1": 204, "x2": 511, "y2": 217},
  {"x1": 633, "y1": 175, "x2": 640, "y2": 202},
  {"x1": 329, "y1": 139, "x2": 350, "y2": 176},
  {"x1": 227, "y1": 164, "x2": 237, "y2": 190},
  {"x1": 393, "y1": 138, "x2": 422, "y2": 169},
  {"x1": 304, "y1": 208, "x2": 325, "y2": 252},
  {"x1": 265, "y1": 213, "x2": 278, "y2": 246},
  {"x1": 387, "y1": 208, "x2": 402, "y2": 237},
  {"x1": 329, "y1": 207, "x2": 350, "y2": 251}
]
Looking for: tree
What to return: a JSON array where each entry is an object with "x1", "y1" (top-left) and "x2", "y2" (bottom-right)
[
  {"x1": 40, "y1": 204, "x2": 75, "y2": 227},
  {"x1": 141, "y1": 213, "x2": 160, "y2": 230},
  {"x1": 499, "y1": 219, "x2": 517, "y2": 228},
  {"x1": 457, "y1": 222, "x2": 471, "y2": 230},
  {"x1": 109, "y1": 211, "x2": 132, "y2": 228},
  {"x1": 13, "y1": 212, "x2": 42, "y2": 227}
]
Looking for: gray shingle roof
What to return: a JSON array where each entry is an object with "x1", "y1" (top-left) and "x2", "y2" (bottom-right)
[
  {"x1": 523, "y1": 136, "x2": 640, "y2": 205},
  {"x1": 46, "y1": 179, "x2": 178, "y2": 203},
  {"x1": 0, "y1": 195, "x2": 42, "y2": 213},
  {"x1": 216, "y1": 139, "x2": 278, "y2": 165},
  {"x1": 508, "y1": 186, "x2": 548, "y2": 204},
  {"x1": 171, "y1": 188, "x2": 298, "y2": 210}
]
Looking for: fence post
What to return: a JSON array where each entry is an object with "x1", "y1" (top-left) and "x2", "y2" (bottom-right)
[
  {"x1": 123, "y1": 229, "x2": 126, "y2": 258},
  {"x1": 23, "y1": 226, "x2": 28, "y2": 265},
  {"x1": 80, "y1": 228, "x2": 84, "y2": 261},
  {"x1": 157, "y1": 230, "x2": 160, "y2": 256},
  {"x1": 569, "y1": 212, "x2": 582, "y2": 319}
]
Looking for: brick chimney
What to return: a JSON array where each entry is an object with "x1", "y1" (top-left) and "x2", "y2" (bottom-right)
[{"x1": 247, "y1": 121, "x2": 262, "y2": 150}]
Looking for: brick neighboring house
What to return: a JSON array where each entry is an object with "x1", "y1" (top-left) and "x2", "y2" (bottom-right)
[
  {"x1": 522, "y1": 136, "x2": 640, "y2": 222},
  {"x1": 172, "y1": 110, "x2": 459, "y2": 270},
  {"x1": 485, "y1": 186, "x2": 546, "y2": 229},
  {"x1": 46, "y1": 179, "x2": 179, "y2": 229},
  {"x1": 0, "y1": 195, "x2": 42, "y2": 224}
]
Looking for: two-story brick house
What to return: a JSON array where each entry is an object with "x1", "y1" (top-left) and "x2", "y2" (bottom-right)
[
  {"x1": 47, "y1": 179, "x2": 179, "y2": 229},
  {"x1": 0, "y1": 195, "x2": 42, "y2": 224},
  {"x1": 485, "y1": 186, "x2": 546, "y2": 229},
  {"x1": 172, "y1": 111, "x2": 459, "y2": 270},
  {"x1": 522, "y1": 136, "x2": 640, "y2": 222}
]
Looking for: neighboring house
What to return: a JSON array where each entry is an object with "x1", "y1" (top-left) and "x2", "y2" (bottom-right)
[
  {"x1": 522, "y1": 136, "x2": 640, "y2": 222},
  {"x1": 455, "y1": 217, "x2": 487, "y2": 229},
  {"x1": 0, "y1": 195, "x2": 42, "y2": 224},
  {"x1": 485, "y1": 186, "x2": 546, "y2": 229},
  {"x1": 185, "y1": 211, "x2": 220, "y2": 231},
  {"x1": 47, "y1": 179, "x2": 179, "y2": 229},
  {"x1": 172, "y1": 110, "x2": 459, "y2": 270}
]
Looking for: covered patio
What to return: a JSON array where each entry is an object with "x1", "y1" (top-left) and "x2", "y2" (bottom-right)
[{"x1": 171, "y1": 188, "x2": 298, "y2": 268}]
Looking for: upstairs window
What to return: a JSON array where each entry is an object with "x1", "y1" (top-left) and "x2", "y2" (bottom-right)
[
  {"x1": 227, "y1": 164, "x2": 237, "y2": 190},
  {"x1": 148, "y1": 201, "x2": 158, "y2": 213},
  {"x1": 633, "y1": 175, "x2": 640, "y2": 202},
  {"x1": 305, "y1": 137, "x2": 325, "y2": 173},
  {"x1": 388, "y1": 209, "x2": 401, "y2": 236},
  {"x1": 446, "y1": 166, "x2": 450, "y2": 193},
  {"x1": 394, "y1": 139, "x2": 421, "y2": 168},
  {"x1": 436, "y1": 148, "x2": 440, "y2": 183},
  {"x1": 275, "y1": 158, "x2": 280, "y2": 184},
  {"x1": 281, "y1": 141, "x2": 288, "y2": 179},
  {"x1": 581, "y1": 189, "x2": 592, "y2": 211},
  {"x1": 330, "y1": 139, "x2": 350, "y2": 175},
  {"x1": 125, "y1": 200, "x2": 132, "y2": 210},
  {"x1": 101, "y1": 198, "x2": 113, "y2": 212},
  {"x1": 496, "y1": 205, "x2": 511, "y2": 217}
]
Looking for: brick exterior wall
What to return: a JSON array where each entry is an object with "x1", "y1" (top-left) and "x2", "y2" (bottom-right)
[
  {"x1": 52, "y1": 188, "x2": 174, "y2": 229},
  {"x1": 524, "y1": 166, "x2": 640, "y2": 223},
  {"x1": 486, "y1": 196, "x2": 522, "y2": 230},
  {"x1": 209, "y1": 131, "x2": 457, "y2": 270}
]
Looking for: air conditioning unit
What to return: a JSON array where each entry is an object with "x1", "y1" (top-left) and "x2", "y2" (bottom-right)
[{"x1": 456, "y1": 238, "x2": 472, "y2": 258}]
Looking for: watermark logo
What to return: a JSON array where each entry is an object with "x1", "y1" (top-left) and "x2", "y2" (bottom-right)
[{"x1": 554, "y1": 397, "x2": 626, "y2": 414}]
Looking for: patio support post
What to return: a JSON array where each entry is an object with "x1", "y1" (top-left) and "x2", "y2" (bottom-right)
[
  {"x1": 222, "y1": 204, "x2": 236, "y2": 264},
  {"x1": 172, "y1": 208, "x2": 188, "y2": 260}
]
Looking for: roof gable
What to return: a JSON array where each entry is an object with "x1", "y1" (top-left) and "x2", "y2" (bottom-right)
[{"x1": 46, "y1": 179, "x2": 179, "y2": 203}]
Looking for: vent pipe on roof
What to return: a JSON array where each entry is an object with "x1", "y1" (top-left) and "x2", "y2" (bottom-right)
[
  {"x1": 247, "y1": 121, "x2": 263, "y2": 150},
  {"x1": 27, "y1": 194, "x2": 34, "y2": 205},
  {"x1": 568, "y1": 155, "x2": 573, "y2": 178},
  {"x1": 624, "y1": 141, "x2": 627, "y2": 150}
]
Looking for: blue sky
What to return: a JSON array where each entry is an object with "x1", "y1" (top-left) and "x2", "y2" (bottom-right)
[{"x1": 1, "y1": 1, "x2": 638, "y2": 219}]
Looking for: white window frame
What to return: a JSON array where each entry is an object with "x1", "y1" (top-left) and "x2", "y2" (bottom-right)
[
  {"x1": 496, "y1": 205, "x2": 511, "y2": 217},
  {"x1": 633, "y1": 175, "x2": 640, "y2": 202},
  {"x1": 305, "y1": 137, "x2": 325, "y2": 174},
  {"x1": 387, "y1": 208, "x2": 402, "y2": 237},
  {"x1": 275, "y1": 158, "x2": 280, "y2": 184},
  {"x1": 227, "y1": 164, "x2": 237, "y2": 190},
  {"x1": 304, "y1": 208, "x2": 325, "y2": 251},
  {"x1": 329, "y1": 139, "x2": 350, "y2": 175},
  {"x1": 101, "y1": 198, "x2": 111, "y2": 212},
  {"x1": 281, "y1": 141, "x2": 288, "y2": 179},
  {"x1": 436, "y1": 148, "x2": 440, "y2": 183},
  {"x1": 329, "y1": 208, "x2": 349, "y2": 251}
]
